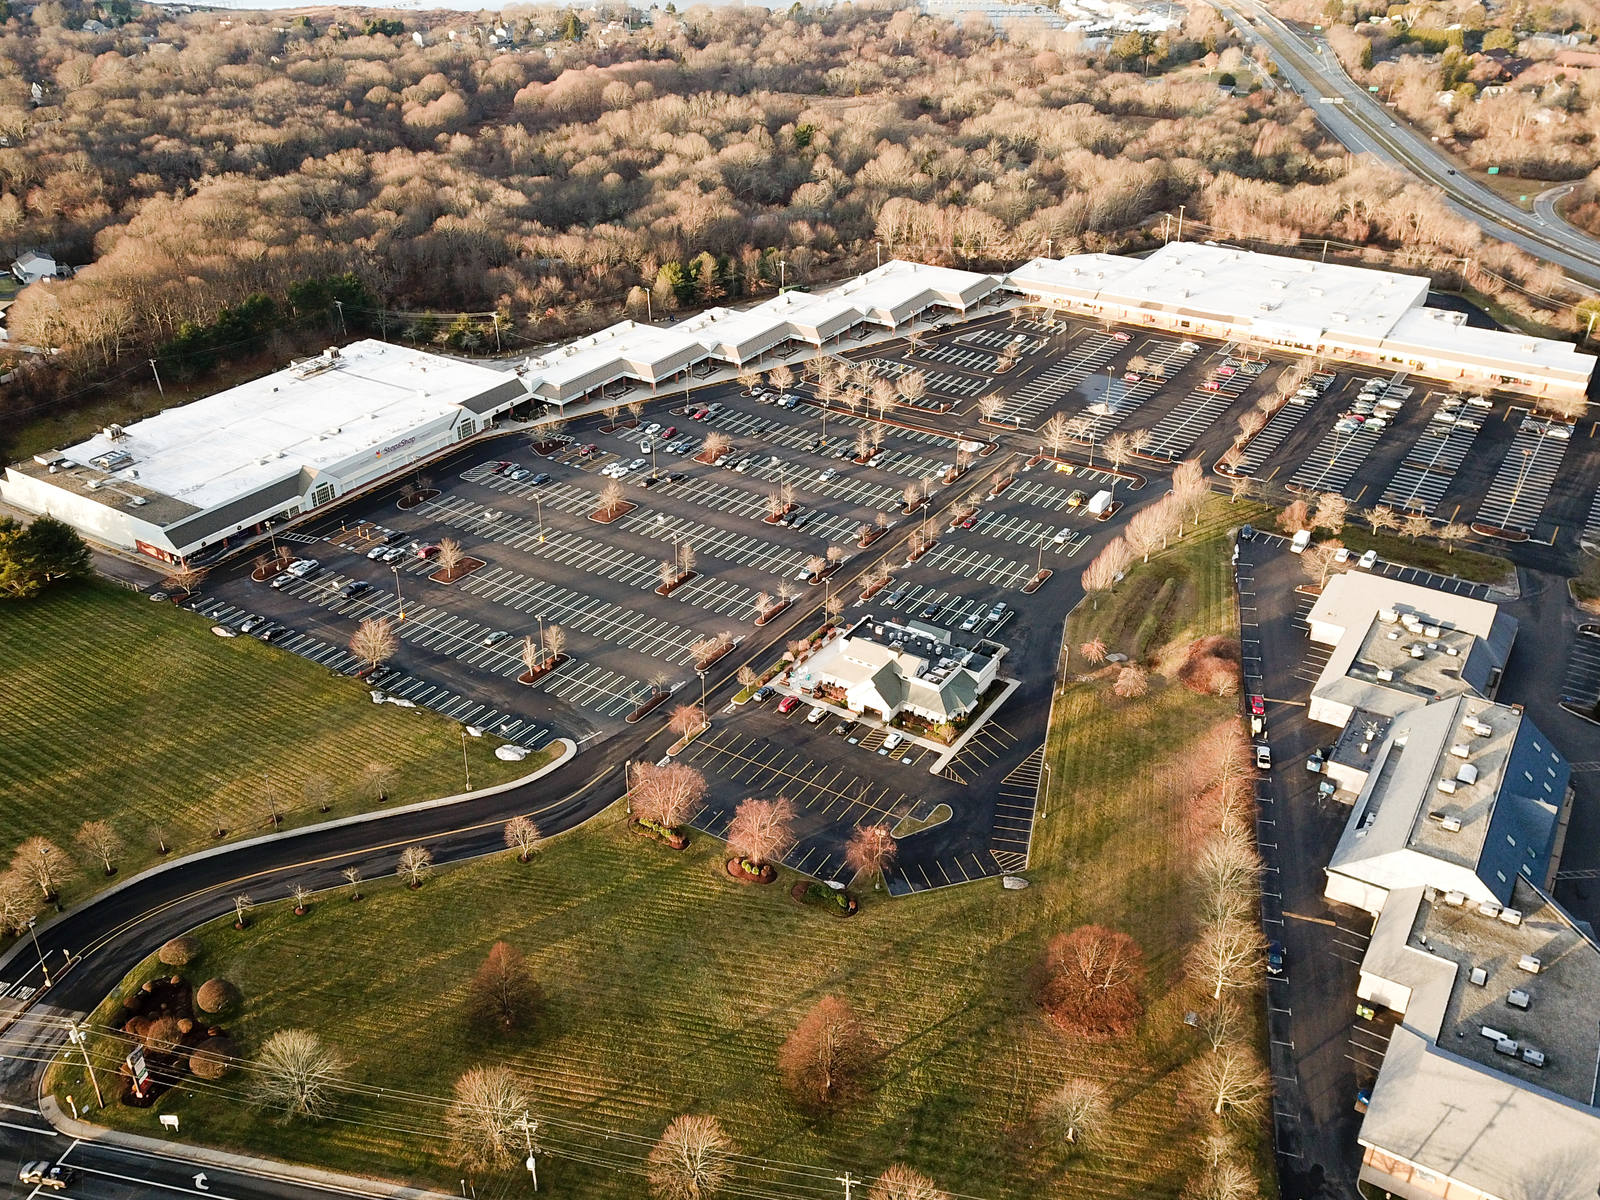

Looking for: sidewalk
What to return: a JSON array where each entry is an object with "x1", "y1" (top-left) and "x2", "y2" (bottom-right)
[{"x1": 41, "y1": 1095, "x2": 454, "y2": 1199}]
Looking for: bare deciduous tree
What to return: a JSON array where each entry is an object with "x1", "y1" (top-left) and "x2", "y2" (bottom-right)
[
  {"x1": 11, "y1": 836, "x2": 66, "y2": 901},
  {"x1": 251, "y1": 1029, "x2": 347, "y2": 1120},
  {"x1": 1041, "y1": 411, "x2": 1069, "y2": 458},
  {"x1": 75, "y1": 820, "x2": 122, "y2": 876},
  {"x1": 436, "y1": 538, "x2": 464, "y2": 576},
  {"x1": 702, "y1": 431, "x2": 731, "y2": 461},
  {"x1": 1439, "y1": 521, "x2": 1471, "y2": 554},
  {"x1": 396, "y1": 845, "x2": 434, "y2": 888},
  {"x1": 1040, "y1": 1077, "x2": 1108, "y2": 1148},
  {"x1": 1299, "y1": 540, "x2": 1345, "y2": 587},
  {"x1": 341, "y1": 865, "x2": 362, "y2": 900},
  {"x1": 445, "y1": 1063, "x2": 532, "y2": 1170},
  {"x1": 977, "y1": 395, "x2": 1003, "y2": 423},
  {"x1": 647, "y1": 1115, "x2": 734, "y2": 1200},
  {"x1": 1194, "y1": 830, "x2": 1262, "y2": 925},
  {"x1": 521, "y1": 635, "x2": 541, "y2": 677},
  {"x1": 0, "y1": 871, "x2": 39, "y2": 937},
  {"x1": 233, "y1": 894, "x2": 254, "y2": 927},
  {"x1": 726, "y1": 796, "x2": 796, "y2": 869},
  {"x1": 163, "y1": 563, "x2": 208, "y2": 594},
  {"x1": 1228, "y1": 473, "x2": 1255, "y2": 504},
  {"x1": 898, "y1": 370, "x2": 927, "y2": 407},
  {"x1": 868, "y1": 1163, "x2": 951, "y2": 1200},
  {"x1": 1311, "y1": 491, "x2": 1347, "y2": 534},
  {"x1": 632, "y1": 761, "x2": 709, "y2": 829},
  {"x1": 1079, "y1": 638, "x2": 1108, "y2": 665},
  {"x1": 1113, "y1": 665, "x2": 1149, "y2": 699},
  {"x1": 777, "y1": 995, "x2": 880, "y2": 1110},
  {"x1": 844, "y1": 824, "x2": 897, "y2": 889},
  {"x1": 599, "y1": 480, "x2": 626, "y2": 517},
  {"x1": 288, "y1": 881, "x2": 313, "y2": 913},
  {"x1": 1402, "y1": 512, "x2": 1433, "y2": 541},
  {"x1": 361, "y1": 762, "x2": 398, "y2": 804},
  {"x1": 467, "y1": 942, "x2": 542, "y2": 1034},
  {"x1": 1173, "y1": 458, "x2": 1209, "y2": 528},
  {"x1": 543, "y1": 623, "x2": 566, "y2": 664},
  {"x1": 1366, "y1": 505, "x2": 1398, "y2": 535},
  {"x1": 303, "y1": 774, "x2": 333, "y2": 813},
  {"x1": 1189, "y1": 1044, "x2": 1270, "y2": 1117},
  {"x1": 1081, "y1": 538, "x2": 1132, "y2": 607},
  {"x1": 503, "y1": 815, "x2": 543, "y2": 863},
  {"x1": 669, "y1": 703, "x2": 706, "y2": 741},
  {"x1": 1278, "y1": 499, "x2": 1310, "y2": 535},
  {"x1": 349, "y1": 617, "x2": 398, "y2": 670},
  {"x1": 1188, "y1": 916, "x2": 1266, "y2": 1002}
]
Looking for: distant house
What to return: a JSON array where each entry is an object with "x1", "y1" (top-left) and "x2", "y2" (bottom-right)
[{"x1": 11, "y1": 249, "x2": 57, "y2": 286}]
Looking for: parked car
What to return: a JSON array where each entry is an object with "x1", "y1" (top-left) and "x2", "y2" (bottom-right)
[
  {"x1": 1358, "y1": 549, "x2": 1379, "y2": 570},
  {"x1": 416, "y1": 543, "x2": 440, "y2": 560},
  {"x1": 806, "y1": 705, "x2": 828, "y2": 724},
  {"x1": 777, "y1": 695, "x2": 800, "y2": 715},
  {"x1": 961, "y1": 610, "x2": 981, "y2": 631},
  {"x1": 367, "y1": 544, "x2": 390, "y2": 560},
  {"x1": 1254, "y1": 744, "x2": 1272, "y2": 770},
  {"x1": 1110, "y1": 330, "x2": 1132, "y2": 342},
  {"x1": 287, "y1": 557, "x2": 319, "y2": 577},
  {"x1": 988, "y1": 601, "x2": 1006, "y2": 621},
  {"x1": 340, "y1": 580, "x2": 371, "y2": 599},
  {"x1": 662, "y1": 426, "x2": 678, "y2": 439},
  {"x1": 1266, "y1": 941, "x2": 1286, "y2": 976},
  {"x1": 880, "y1": 732, "x2": 903, "y2": 755},
  {"x1": 481, "y1": 630, "x2": 510, "y2": 646},
  {"x1": 751, "y1": 686, "x2": 774, "y2": 703},
  {"x1": 530, "y1": 472, "x2": 551, "y2": 485},
  {"x1": 18, "y1": 1162, "x2": 75, "y2": 1191},
  {"x1": 1248, "y1": 694, "x2": 1266, "y2": 717}
]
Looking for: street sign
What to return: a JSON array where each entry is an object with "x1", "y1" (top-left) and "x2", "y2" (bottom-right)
[
  {"x1": 1488, "y1": 166, "x2": 1501, "y2": 175},
  {"x1": 125, "y1": 1046, "x2": 149, "y2": 1088}
]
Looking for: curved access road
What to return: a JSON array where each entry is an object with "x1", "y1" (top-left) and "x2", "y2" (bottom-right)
[{"x1": 1216, "y1": 0, "x2": 1600, "y2": 290}]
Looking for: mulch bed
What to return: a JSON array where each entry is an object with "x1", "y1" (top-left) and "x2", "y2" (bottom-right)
[
  {"x1": 589, "y1": 502, "x2": 637, "y2": 524},
  {"x1": 1094, "y1": 502, "x2": 1123, "y2": 521},
  {"x1": 598, "y1": 417, "x2": 640, "y2": 434},
  {"x1": 857, "y1": 527, "x2": 887, "y2": 548},
  {"x1": 988, "y1": 476, "x2": 1016, "y2": 498},
  {"x1": 116, "y1": 976, "x2": 233, "y2": 1107},
  {"x1": 763, "y1": 508, "x2": 795, "y2": 526},
  {"x1": 694, "y1": 449, "x2": 727, "y2": 465},
  {"x1": 1470, "y1": 522, "x2": 1528, "y2": 542},
  {"x1": 978, "y1": 441, "x2": 999, "y2": 456},
  {"x1": 517, "y1": 654, "x2": 568, "y2": 684},
  {"x1": 754, "y1": 599, "x2": 792, "y2": 627},
  {"x1": 530, "y1": 439, "x2": 569, "y2": 455},
  {"x1": 626, "y1": 691, "x2": 670, "y2": 723},
  {"x1": 806, "y1": 564, "x2": 838, "y2": 587},
  {"x1": 250, "y1": 561, "x2": 289, "y2": 583},
  {"x1": 695, "y1": 642, "x2": 736, "y2": 671},
  {"x1": 1022, "y1": 569, "x2": 1052, "y2": 594},
  {"x1": 861, "y1": 578, "x2": 892, "y2": 601},
  {"x1": 656, "y1": 571, "x2": 698, "y2": 597},
  {"x1": 727, "y1": 858, "x2": 777, "y2": 885},
  {"x1": 631, "y1": 818, "x2": 688, "y2": 850},
  {"x1": 397, "y1": 489, "x2": 440, "y2": 510},
  {"x1": 907, "y1": 543, "x2": 935, "y2": 564},
  {"x1": 429, "y1": 556, "x2": 486, "y2": 584}
]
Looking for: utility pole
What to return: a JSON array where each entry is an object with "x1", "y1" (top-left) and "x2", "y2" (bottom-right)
[
  {"x1": 461, "y1": 728, "x2": 471, "y2": 792},
  {"x1": 149, "y1": 359, "x2": 165, "y2": 397},
  {"x1": 838, "y1": 1173, "x2": 860, "y2": 1200},
  {"x1": 334, "y1": 299, "x2": 348, "y2": 338},
  {"x1": 66, "y1": 1022, "x2": 105, "y2": 1108},
  {"x1": 26, "y1": 918, "x2": 51, "y2": 986},
  {"x1": 517, "y1": 1113, "x2": 539, "y2": 1190}
]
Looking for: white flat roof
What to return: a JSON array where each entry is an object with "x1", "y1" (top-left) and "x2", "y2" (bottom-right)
[
  {"x1": 61, "y1": 341, "x2": 513, "y2": 510},
  {"x1": 1388, "y1": 307, "x2": 1595, "y2": 377}
]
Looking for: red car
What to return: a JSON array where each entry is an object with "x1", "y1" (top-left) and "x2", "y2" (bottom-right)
[
  {"x1": 777, "y1": 696, "x2": 800, "y2": 715},
  {"x1": 960, "y1": 515, "x2": 977, "y2": 529},
  {"x1": 1201, "y1": 380, "x2": 1221, "y2": 391},
  {"x1": 663, "y1": 426, "x2": 678, "y2": 439},
  {"x1": 416, "y1": 543, "x2": 440, "y2": 560},
  {"x1": 1111, "y1": 330, "x2": 1132, "y2": 342},
  {"x1": 1249, "y1": 694, "x2": 1266, "y2": 717}
]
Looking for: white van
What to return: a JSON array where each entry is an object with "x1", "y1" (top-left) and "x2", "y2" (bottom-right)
[{"x1": 1290, "y1": 529, "x2": 1312, "y2": 554}]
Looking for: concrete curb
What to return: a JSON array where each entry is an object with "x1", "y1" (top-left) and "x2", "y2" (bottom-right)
[
  {"x1": 929, "y1": 676, "x2": 1023, "y2": 774},
  {"x1": 0, "y1": 740, "x2": 576, "y2": 981},
  {"x1": 40, "y1": 1095, "x2": 455, "y2": 1199}
]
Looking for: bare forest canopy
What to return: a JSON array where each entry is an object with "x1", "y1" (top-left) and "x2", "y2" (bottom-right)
[{"x1": 0, "y1": 0, "x2": 1587, "y2": 446}]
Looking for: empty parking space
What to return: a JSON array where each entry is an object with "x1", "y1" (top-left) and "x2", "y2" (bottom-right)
[
  {"x1": 1560, "y1": 631, "x2": 1600, "y2": 711},
  {"x1": 860, "y1": 356, "x2": 984, "y2": 402},
  {"x1": 917, "y1": 544, "x2": 1039, "y2": 590},
  {"x1": 993, "y1": 330, "x2": 1122, "y2": 428},
  {"x1": 1474, "y1": 417, "x2": 1571, "y2": 535},
  {"x1": 1135, "y1": 353, "x2": 1256, "y2": 461},
  {"x1": 969, "y1": 510, "x2": 1089, "y2": 554},
  {"x1": 1227, "y1": 398, "x2": 1314, "y2": 477},
  {"x1": 1287, "y1": 420, "x2": 1386, "y2": 496}
]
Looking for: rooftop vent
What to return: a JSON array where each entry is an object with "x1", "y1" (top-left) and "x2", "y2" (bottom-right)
[
  {"x1": 1494, "y1": 1037, "x2": 1520, "y2": 1057},
  {"x1": 1424, "y1": 624, "x2": 1442, "y2": 638},
  {"x1": 1445, "y1": 891, "x2": 1467, "y2": 907},
  {"x1": 1517, "y1": 955, "x2": 1542, "y2": 975},
  {"x1": 1469, "y1": 967, "x2": 1488, "y2": 986},
  {"x1": 1409, "y1": 644, "x2": 1426, "y2": 659},
  {"x1": 1440, "y1": 815, "x2": 1462, "y2": 832},
  {"x1": 1456, "y1": 764, "x2": 1479, "y2": 786},
  {"x1": 1377, "y1": 668, "x2": 1395, "y2": 682},
  {"x1": 1499, "y1": 908, "x2": 1523, "y2": 926},
  {"x1": 1508, "y1": 989, "x2": 1532, "y2": 1010},
  {"x1": 1466, "y1": 717, "x2": 1493, "y2": 737},
  {"x1": 1379, "y1": 608, "x2": 1399, "y2": 623},
  {"x1": 1437, "y1": 778, "x2": 1458, "y2": 795},
  {"x1": 1450, "y1": 743, "x2": 1471, "y2": 759},
  {"x1": 1521, "y1": 1047, "x2": 1546, "y2": 1068},
  {"x1": 1477, "y1": 901, "x2": 1501, "y2": 918},
  {"x1": 129, "y1": 496, "x2": 148, "y2": 507},
  {"x1": 1481, "y1": 1024, "x2": 1510, "y2": 1042}
]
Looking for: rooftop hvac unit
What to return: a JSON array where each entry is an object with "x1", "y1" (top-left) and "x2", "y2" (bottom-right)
[
  {"x1": 1507, "y1": 989, "x2": 1532, "y2": 1010},
  {"x1": 130, "y1": 496, "x2": 148, "y2": 507},
  {"x1": 33, "y1": 452, "x2": 66, "y2": 468},
  {"x1": 1517, "y1": 955, "x2": 1542, "y2": 974},
  {"x1": 1386, "y1": 631, "x2": 1401, "y2": 641},
  {"x1": 1445, "y1": 891, "x2": 1467, "y2": 907},
  {"x1": 1440, "y1": 815, "x2": 1462, "y2": 832},
  {"x1": 1478, "y1": 901, "x2": 1501, "y2": 918},
  {"x1": 1409, "y1": 644, "x2": 1426, "y2": 659},
  {"x1": 1480, "y1": 1024, "x2": 1509, "y2": 1042},
  {"x1": 1445, "y1": 646, "x2": 1460, "y2": 657},
  {"x1": 1466, "y1": 717, "x2": 1493, "y2": 737},
  {"x1": 1499, "y1": 908, "x2": 1523, "y2": 927},
  {"x1": 1424, "y1": 625, "x2": 1441, "y2": 638},
  {"x1": 1456, "y1": 763, "x2": 1479, "y2": 786},
  {"x1": 84, "y1": 479, "x2": 102, "y2": 491},
  {"x1": 1450, "y1": 743, "x2": 1471, "y2": 759},
  {"x1": 1469, "y1": 967, "x2": 1488, "y2": 986},
  {"x1": 1494, "y1": 1038, "x2": 1520, "y2": 1057},
  {"x1": 1377, "y1": 668, "x2": 1395, "y2": 682},
  {"x1": 1437, "y1": 778, "x2": 1458, "y2": 795},
  {"x1": 1379, "y1": 608, "x2": 1399, "y2": 623},
  {"x1": 1521, "y1": 1047, "x2": 1546, "y2": 1068},
  {"x1": 104, "y1": 423, "x2": 126, "y2": 440}
]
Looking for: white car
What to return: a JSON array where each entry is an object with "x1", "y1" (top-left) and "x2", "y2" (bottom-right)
[
  {"x1": 1545, "y1": 425, "x2": 1572, "y2": 440},
  {"x1": 806, "y1": 705, "x2": 828, "y2": 724},
  {"x1": 1358, "y1": 549, "x2": 1379, "y2": 570},
  {"x1": 1465, "y1": 396, "x2": 1493, "y2": 410},
  {"x1": 1254, "y1": 744, "x2": 1272, "y2": 771},
  {"x1": 818, "y1": 467, "x2": 837, "y2": 482},
  {"x1": 1333, "y1": 547, "x2": 1351, "y2": 563},
  {"x1": 644, "y1": 423, "x2": 661, "y2": 436}
]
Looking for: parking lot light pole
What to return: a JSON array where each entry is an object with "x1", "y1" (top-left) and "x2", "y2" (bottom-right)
[
  {"x1": 1040, "y1": 760, "x2": 1052, "y2": 821},
  {"x1": 461, "y1": 728, "x2": 472, "y2": 793},
  {"x1": 25, "y1": 918, "x2": 51, "y2": 986},
  {"x1": 533, "y1": 494, "x2": 545, "y2": 544},
  {"x1": 391, "y1": 566, "x2": 405, "y2": 621}
]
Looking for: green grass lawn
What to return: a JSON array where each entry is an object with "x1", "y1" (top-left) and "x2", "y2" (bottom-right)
[
  {"x1": 58, "y1": 509, "x2": 1266, "y2": 1199},
  {"x1": 1, "y1": 583, "x2": 548, "y2": 910}
]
